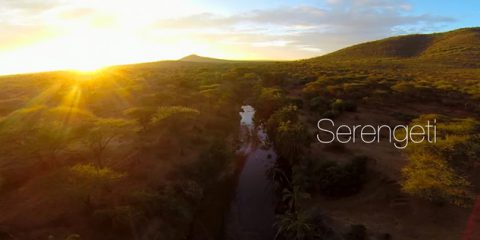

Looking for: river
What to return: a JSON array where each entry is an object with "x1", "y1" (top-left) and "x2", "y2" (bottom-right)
[{"x1": 224, "y1": 105, "x2": 277, "y2": 240}]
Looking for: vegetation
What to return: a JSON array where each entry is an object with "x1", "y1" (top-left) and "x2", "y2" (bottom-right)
[
  {"x1": 401, "y1": 115, "x2": 480, "y2": 206},
  {"x1": 264, "y1": 27, "x2": 480, "y2": 240},
  {"x1": 0, "y1": 27, "x2": 479, "y2": 239},
  {"x1": 0, "y1": 64, "x2": 247, "y2": 239}
]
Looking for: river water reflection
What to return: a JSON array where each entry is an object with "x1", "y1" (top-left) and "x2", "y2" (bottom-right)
[{"x1": 224, "y1": 105, "x2": 277, "y2": 240}]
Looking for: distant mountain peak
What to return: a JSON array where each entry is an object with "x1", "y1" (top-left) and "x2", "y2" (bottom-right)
[
  {"x1": 181, "y1": 54, "x2": 200, "y2": 59},
  {"x1": 179, "y1": 54, "x2": 229, "y2": 63}
]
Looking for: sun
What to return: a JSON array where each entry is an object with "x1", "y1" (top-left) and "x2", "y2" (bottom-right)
[
  {"x1": 65, "y1": 47, "x2": 109, "y2": 73},
  {"x1": 70, "y1": 64, "x2": 106, "y2": 81},
  {"x1": 71, "y1": 64, "x2": 105, "y2": 73},
  {"x1": 66, "y1": 51, "x2": 109, "y2": 73},
  {"x1": 69, "y1": 65, "x2": 105, "y2": 79},
  {"x1": 0, "y1": 0, "x2": 216, "y2": 76}
]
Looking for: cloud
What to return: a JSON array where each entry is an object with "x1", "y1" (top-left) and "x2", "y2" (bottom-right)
[
  {"x1": 56, "y1": 7, "x2": 97, "y2": 19},
  {"x1": 153, "y1": 0, "x2": 455, "y2": 58},
  {"x1": 54, "y1": 7, "x2": 118, "y2": 27},
  {"x1": 0, "y1": 0, "x2": 457, "y2": 62},
  {"x1": 0, "y1": 0, "x2": 62, "y2": 12},
  {"x1": 0, "y1": 1, "x2": 117, "y2": 51},
  {"x1": 0, "y1": 0, "x2": 63, "y2": 51},
  {"x1": 327, "y1": 0, "x2": 412, "y2": 10},
  {"x1": 0, "y1": 24, "x2": 59, "y2": 50}
]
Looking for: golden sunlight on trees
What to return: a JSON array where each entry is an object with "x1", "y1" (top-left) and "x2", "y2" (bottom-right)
[
  {"x1": 0, "y1": 105, "x2": 93, "y2": 168},
  {"x1": 402, "y1": 153, "x2": 471, "y2": 205},
  {"x1": 68, "y1": 164, "x2": 124, "y2": 209},
  {"x1": 401, "y1": 114, "x2": 480, "y2": 206},
  {"x1": 123, "y1": 107, "x2": 156, "y2": 131},
  {"x1": 255, "y1": 87, "x2": 286, "y2": 122},
  {"x1": 152, "y1": 106, "x2": 200, "y2": 123},
  {"x1": 1, "y1": 26, "x2": 480, "y2": 239},
  {"x1": 265, "y1": 105, "x2": 310, "y2": 165},
  {"x1": 275, "y1": 121, "x2": 310, "y2": 165},
  {"x1": 81, "y1": 118, "x2": 135, "y2": 168}
]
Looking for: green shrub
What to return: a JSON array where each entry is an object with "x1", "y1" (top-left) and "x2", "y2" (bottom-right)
[
  {"x1": 314, "y1": 156, "x2": 368, "y2": 197},
  {"x1": 322, "y1": 110, "x2": 339, "y2": 119},
  {"x1": 255, "y1": 87, "x2": 286, "y2": 121},
  {"x1": 287, "y1": 97, "x2": 304, "y2": 108},
  {"x1": 309, "y1": 96, "x2": 330, "y2": 112},
  {"x1": 331, "y1": 99, "x2": 357, "y2": 112},
  {"x1": 266, "y1": 105, "x2": 299, "y2": 141},
  {"x1": 331, "y1": 99, "x2": 345, "y2": 112},
  {"x1": 274, "y1": 121, "x2": 310, "y2": 164},
  {"x1": 402, "y1": 115, "x2": 479, "y2": 206},
  {"x1": 274, "y1": 208, "x2": 335, "y2": 240}
]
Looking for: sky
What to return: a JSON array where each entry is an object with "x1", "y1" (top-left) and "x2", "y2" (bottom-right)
[{"x1": 0, "y1": 0, "x2": 478, "y2": 75}]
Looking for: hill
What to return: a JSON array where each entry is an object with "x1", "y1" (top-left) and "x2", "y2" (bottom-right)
[
  {"x1": 312, "y1": 27, "x2": 480, "y2": 65},
  {"x1": 178, "y1": 54, "x2": 233, "y2": 63}
]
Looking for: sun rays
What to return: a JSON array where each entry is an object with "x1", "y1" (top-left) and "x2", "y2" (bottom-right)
[
  {"x1": 59, "y1": 84, "x2": 83, "y2": 125},
  {"x1": 1, "y1": 69, "x2": 135, "y2": 132}
]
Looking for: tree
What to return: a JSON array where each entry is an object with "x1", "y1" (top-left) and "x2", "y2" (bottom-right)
[
  {"x1": 255, "y1": 87, "x2": 285, "y2": 122},
  {"x1": 151, "y1": 106, "x2": 200, "y2": 154},
  {"x1": 124, "y1": 107, "x2": 156, "y2": 131},
  {"x1": 220, "y1": 72, "x2": 260, "y2": 103},
  {"x1": 274, "y1": 120, "x2": 310, "y2": 165},
  {"x1": 68, "y1": 164, "x2": 124, "y2": 209},
  {"x1": 30, "y1": 122, "x2": 74, "y2": 165},
  {"x1": 267, "y1": 165, "x2": 290, "y2": 192},
  {"x1": 0, "y1": 105, "x2": 93, "y2": 168},
  {"x1": 274, "y1": 210, "x2": 317, "y2": 240},
  {"x1": 81, "y1": 118, "x2": 134, "y2": 167},
  {"x1": 266, "y1": 105, "x2": 299, "y2": 141},
  {"x1": 152, "y1": 106, "x2": 200, "y2": 124},
  {"x1": 281, "y1": 186, "x2": 310, "y2": 212}
]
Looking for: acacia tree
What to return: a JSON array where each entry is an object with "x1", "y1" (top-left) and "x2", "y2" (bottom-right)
[
  {"x1": 0, "y1": 106, "x2": 48, "y2": 159},
  {"x1": 151, "y1": 106, "x2": 200, "y2": 155},
  {"x1": 255, "y1": 87, "x2": 285, "y2": 122},
  {"x1": 68, "y1": 163, "x2": 124, "y2": 209},
  {"x1": 30, "y1": 122, "x2": 74, "y2": 165},
  {"x1": 82, "y1": 118, "x2": 134, "y2": 168},
  {"x1": 0, "y1": 106, "x2": 93, "y2": 167},
  {"x1": 123, "y1": 107, "x2": 156, "y2": 131}
]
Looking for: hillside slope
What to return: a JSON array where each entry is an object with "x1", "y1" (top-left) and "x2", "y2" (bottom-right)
[{"x1": 312, "y1": 27, "x2": 480, "y2": 64}]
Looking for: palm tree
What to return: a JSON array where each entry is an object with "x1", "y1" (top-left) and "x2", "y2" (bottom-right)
[
  {"x1": 266, "y1": 165, "x2": 290, "y2": 192},
  {"x1": 281, "y1": 186, "x2": 311, "y2": 212},
  {"x1": 274, "y1": 210, "x2": 314, "y2": 240}
]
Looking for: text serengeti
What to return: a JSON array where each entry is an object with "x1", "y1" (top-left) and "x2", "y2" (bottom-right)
[{"x1": 316, "y1": 118, "x2": 437, "y2": 149}]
